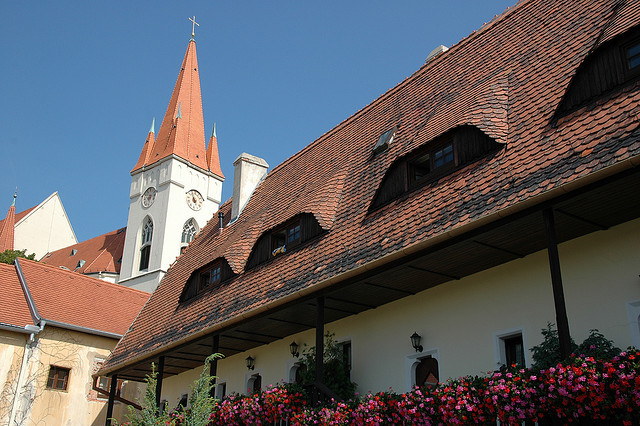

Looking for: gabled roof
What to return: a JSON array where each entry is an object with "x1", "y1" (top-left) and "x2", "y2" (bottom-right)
[
  {"x1": 41, "y1": 227, "x2": 126, "y2": 274},
  {"x1": 101, "y1": 0, "x2": 640, "y2": 375},
  {"x1": 4, "y1": 259, "x2": 149, "y2": 337},
  {"x1": 132, "y1": 39, "x2": 210, "y2": 173}
]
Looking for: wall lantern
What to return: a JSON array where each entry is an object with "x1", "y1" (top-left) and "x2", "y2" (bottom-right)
[
  {"x1": 245, "y1": 356, "x2": 255, "y2": 370},
  {"x1": 410, "y1": 332, "x2": 423, "y2": 352},
  {"x1": 289, "y1": 341, "x2": 299, "y2": 358}
]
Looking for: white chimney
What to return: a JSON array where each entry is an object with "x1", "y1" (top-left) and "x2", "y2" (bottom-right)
[{"x1": 231, "y1": 153, "x2": 269, "y2": 221}]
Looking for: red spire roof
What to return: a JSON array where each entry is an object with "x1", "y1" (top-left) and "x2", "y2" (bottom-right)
[
  {"x1": 131, "y1": 119, "x2": 156, "y2": 173},
  {"x1": 206, "y1": 124, "x2": 224, "y2": 179},
  {"x1": 133, "y1": 40, "x2": 208, "y2": 172},
  {"x1": 0, "y1": 196, "x2": 16, "y2": 252}
]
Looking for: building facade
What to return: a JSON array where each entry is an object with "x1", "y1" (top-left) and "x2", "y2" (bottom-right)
[{"x1": 99, "y1": 0, "x2": 640, "y2": 414}]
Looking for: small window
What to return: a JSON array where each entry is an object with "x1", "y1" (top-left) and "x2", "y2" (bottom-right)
[
  {"x1": 47, "y1": 366, "x2": 70, "y2": 390},
  {"x1": 178, "y1": 393, "x2": 188, "y2": 409},
  {"x1": 70, "y1": 249, "x2": 77, "y2": 256},
  {"x1": 139, "y1": 217, "x2": 153, "y2": 271},
  {"x1": 248, "y1": 374, "x2": 262, "y2": 394},
  {"x1": 182, "y1": 219, "x2": 198, "y2": 245},
  {"x1": 246, "y1": 214, "x2": 324, "y2": 269},
  {"x1": 216, "y1": 382, "x2": 227, "y2": 399},
  {"x1": 271, "y1": 220, "x2": 301, "y2": 256},
  {"x1": 75, "y1": 259, "x2": 85, "y2": 269},
  {"x1": 627, "y1": 41, "x2": 640, "y2": 69},
  {"x1": 373, "y1": 127, "x2": 397, "y2": 154},
  {"x1": 95, "y1": 376, "x2": 122, "y2": 400},
  {"x1": 341, "y1": 341, "x2": 352, "y2": 373},
  {"x1": 181, "y1": 258, "x2": 235, "y2": 302},
  {"x1": 503, "y1": 335, "x2": 525, "y2": 369},
  {"x1": 415, "y1": 356, "x2": 439, "y2": 387},
  {"x1": 199, "y1": 264, "x2": 222, "y2": 291}
]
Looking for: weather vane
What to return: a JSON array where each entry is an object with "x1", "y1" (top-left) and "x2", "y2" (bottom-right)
[{"x1": 189, "y1": 16, "x2": 199, "y2": 39}]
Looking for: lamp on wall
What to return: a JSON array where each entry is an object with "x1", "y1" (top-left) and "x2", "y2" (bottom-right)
[
  {"x1": 289, "y1": 341, "x2": 299, "y2": 358},
  {"x1": 245, "y1": 356, "x2": 255, "y2": 371},
  {"x1": 410, "y1": 332, "x2": 423, "y2": 352}
]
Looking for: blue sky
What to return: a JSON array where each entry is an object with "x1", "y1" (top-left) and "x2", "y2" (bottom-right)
[{"x1": 1, "y1": 1, "x2": 515, "y2": 243}]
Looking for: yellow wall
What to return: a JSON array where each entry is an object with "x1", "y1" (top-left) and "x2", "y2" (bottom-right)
[
  {"x1": 161, "y1": 217, "x2": 640, "y2": 399},
  {"x1": 1, "y1": 326, "x2": 143, "y2": 426},
  {"x1": 0, "y1": 330, "x2": 27, "y2": 425}
]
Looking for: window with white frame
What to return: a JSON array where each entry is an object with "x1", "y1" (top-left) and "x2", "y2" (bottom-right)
[
  {"x1": 494, "y1": 328, "x2": 527, "y2": 370},
  {"x1": 406, "y1": 348, "x2": 439, "y2": 390},
  {"x1": 181, "y1": 219, "x2": 198, "y2": 247}
]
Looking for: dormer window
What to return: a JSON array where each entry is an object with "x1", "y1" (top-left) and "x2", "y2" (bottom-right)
[
  {"x1": 557, "y1": 26, "x2": 640, "y2": 116},
  {"x1": 199, "y1": 264, "x2": 221, "y2": 291},
  {"x1": 246, "y1": 214, "x2": 324, "y2": 269},
  {"x1": 271, "y1": 220, "x2": 301, "y2": 255},
  {"x1": 180, "y1": 258, "x2": 234, "y2": 302},
  {"x1": 627, "y1": 41, "x2": 640, "y2": 69},
  {"x1": 371, "y1": 126, "x2": 500, "y2": 210},
  {"x1": 69, "y1": 249, "x2": 78, "y2": 256}
]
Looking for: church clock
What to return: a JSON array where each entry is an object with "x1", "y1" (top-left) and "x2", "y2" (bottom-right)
[
  {"x1": 186, "y1": 190, "x2": 204, "y2": 211},
  {"x1": 141, "y1": 187, "x2": 157, "y2": 207}
]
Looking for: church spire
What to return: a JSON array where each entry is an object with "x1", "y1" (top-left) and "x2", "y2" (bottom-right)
[
  {"x1": 0, "y1": 192, "x2": 17, "y2": 252},
  {"x1": 206, "y1": 122, "x2": 224, "y2": 179},
  {"x1": 133, "y1": 33, "x2": 208, "y2": 173},
  {"x1": 131, "y1": 118, "x2": 156, "y2": 173}
]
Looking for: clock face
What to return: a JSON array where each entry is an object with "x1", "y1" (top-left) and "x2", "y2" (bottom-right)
[
  {"x1": 186, "y1": 190, "x2": 204, "y2": 211},
  {"x1": 141, "y1": 187, "x2": 157, "y2": 208}
]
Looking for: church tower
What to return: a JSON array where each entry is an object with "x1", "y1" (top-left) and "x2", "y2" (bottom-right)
[{"x1": 120, "y1": 29, "x2": 224, "y2": 292}]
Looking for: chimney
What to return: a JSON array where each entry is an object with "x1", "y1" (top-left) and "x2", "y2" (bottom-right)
[{"x1": 231, "y1": 153, "x2": 269, "y2": 221}]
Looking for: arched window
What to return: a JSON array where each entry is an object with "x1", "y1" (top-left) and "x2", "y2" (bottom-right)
[
  {"x1": 415, "y1": 356, "x2": 439, "y2": 387},
  {"x1": 181, "y1": 219, "x2": 198, "y2": 248},
  {"x1": 139, "y1": 217, "x2": 153, "y2": 271}
]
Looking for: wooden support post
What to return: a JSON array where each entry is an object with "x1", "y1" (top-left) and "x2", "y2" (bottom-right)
[
  {"x1": 105, "y1": 374, "x2": 118, "y2": 426},
  {"x1": 314, "y1": 296, "x2": 325, "y2": 404},
  {"x1": 543, "y1": 208, "x2": 572, "y2": 359},
  {"x1": 155, "y1": 356, "x2": 165, "y2": 413},
  {"x1": 209, "y1": 335, "x2": 219, "y2": 398}
]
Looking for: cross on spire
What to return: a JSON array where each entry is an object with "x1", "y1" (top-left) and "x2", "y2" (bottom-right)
[{"x1": 189, "y1": 16, "x2": 199, "y2": 39}]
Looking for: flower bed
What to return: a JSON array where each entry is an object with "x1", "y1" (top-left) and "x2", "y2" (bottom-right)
[{"x1": 207, "y1": 350, "x2": 640, "y2": 425}]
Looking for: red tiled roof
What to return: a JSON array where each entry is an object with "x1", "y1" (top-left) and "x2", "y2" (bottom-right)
[
  {"x1": 0, "y1": 203, "x2": 15, "y2": 252},
  {"x1": 18, "y1": 259, "x2": 149, "y2": 336},
  {"x1": 0, "y1": 263, "x2": 34, "y2": 328},
  {"x1": 103, "y1": 0, "x2": 640, "y2": 372},
  {"x1": 131, "y1": 130, "x2": 156, "y2": 173},
  {"x1": 133, "y1": 40, "x2": 210, "y2": 172},
  {"x1": 41, "y1": 227, "x2": 126, "y2": 275}
]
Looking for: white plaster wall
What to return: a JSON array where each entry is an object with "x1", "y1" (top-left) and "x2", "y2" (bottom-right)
[
  {"x1": 159, "y1": 218, "x2": 640, "y2": 399},
  {"x1": 15, "y1": 193, "x2": 77, "y2": 259}
]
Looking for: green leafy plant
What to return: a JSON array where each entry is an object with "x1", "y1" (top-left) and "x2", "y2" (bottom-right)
[
  {"x1": 577, "y1": 329, "x2": 621, "y2": 360},
  {"x1": 0, "y1": 249, "x2": 35, "y2": 264},
  {"x1": 123, "y1": 353, "x2": 222, "y2": 426},
  {"x1": 298, "y1": 331, "x2": 357, "y2": 401}
]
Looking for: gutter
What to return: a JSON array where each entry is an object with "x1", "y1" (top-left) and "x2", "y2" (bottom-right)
[
  {"x1": 44, "y1": 319, "x2": 122, "y2": 340},
  {"x1": 99, "y1": 153, "x2": 640, "y2": 377}
]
